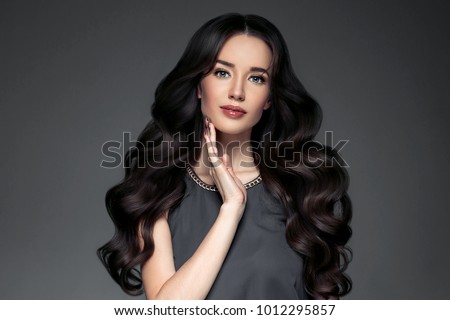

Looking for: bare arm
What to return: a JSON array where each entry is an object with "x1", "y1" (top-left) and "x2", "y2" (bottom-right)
[
  {"x1": 141, "y1": 203, "x2": 242, "y2": 299},
  {"x1": 141, "y1": 117, "x2": 247, "y2": 299}
]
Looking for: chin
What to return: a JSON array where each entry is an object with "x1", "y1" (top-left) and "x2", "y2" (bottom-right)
[{"x1": 214, "y1": 123, "x2": 253, "y2": 137}]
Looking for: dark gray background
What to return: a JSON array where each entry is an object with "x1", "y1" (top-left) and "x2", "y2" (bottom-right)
[{"x1": 1, "y1": 0, "x2": 449, "y2": 299}]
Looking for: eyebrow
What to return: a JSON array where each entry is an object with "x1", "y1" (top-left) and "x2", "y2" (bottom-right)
[{"x1": 216, "y1": 59, "x2": 269, "y2": 75}]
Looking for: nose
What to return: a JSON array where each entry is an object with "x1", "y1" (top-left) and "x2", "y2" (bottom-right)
[{"x1": 228, "y1": 77, "x2": 245, "y2": 101}]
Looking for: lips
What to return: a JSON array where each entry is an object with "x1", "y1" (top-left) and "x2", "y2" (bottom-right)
[
  {"x1": 219, "y1": 105, "x2": 246, "y2": 119},
  {"x1": 219, "y1": 105, "x2": 247, "y2": 113}
]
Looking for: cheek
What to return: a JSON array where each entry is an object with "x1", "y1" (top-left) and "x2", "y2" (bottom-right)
[
  {"x1": 251, "y1": 89, "x2": 270, "y2": 110},
  {"x1": 199, "y1": 96, "x2": 215, "y2": 120},
  {"x1": 250, "y1": 107, "x2": 265, "y2": 125},
  {"x1": 200, "y1": 92, "x2": 213, "y2": 113},
  {"x1": 199, "y1": 81, "x2": 220, "y2": 112}
]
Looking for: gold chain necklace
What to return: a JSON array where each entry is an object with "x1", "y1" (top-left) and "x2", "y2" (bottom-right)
[{"x1": 186, "y1": 165, "x2": 262, "y2": 192}]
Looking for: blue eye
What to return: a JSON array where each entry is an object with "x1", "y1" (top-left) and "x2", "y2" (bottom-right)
[
  {"x1": 249, "y1": 75, "x2": 265, "y2": 84},
  {"x1": 214, "y1": 70, "x2": 230, "y2": 78}
]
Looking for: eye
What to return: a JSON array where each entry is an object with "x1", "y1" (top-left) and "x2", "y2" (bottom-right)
[
  {"x1": 214, "y1": 69, "x2": 230, "y2": 78},
  {"x1": 249, "y1": 75, "x2": 266, "y2": 84}
]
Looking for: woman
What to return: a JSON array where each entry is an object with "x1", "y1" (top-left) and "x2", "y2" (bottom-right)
[{"x1": 98, "y1": 13, "x2": 352, "y2": 300}]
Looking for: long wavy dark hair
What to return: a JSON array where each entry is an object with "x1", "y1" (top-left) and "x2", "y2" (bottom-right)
[{"x1": 97, "y1": 13, "x2": 352, "y2": 299}]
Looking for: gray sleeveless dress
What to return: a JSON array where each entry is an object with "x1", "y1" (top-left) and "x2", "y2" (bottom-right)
[{"x1": 168, "y1": 167, "x2": 308, "y2": 299}]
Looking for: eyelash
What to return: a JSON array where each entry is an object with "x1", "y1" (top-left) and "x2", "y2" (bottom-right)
[
  {"x1": 249, "y1": 75, "x2": 265, "y2": 84},
  {"x1": 214, "y1": 69, "x2": 230, "y2": 78},
  {"x1": 213, "y1": 69, "x2": 266, "y2": 84}
]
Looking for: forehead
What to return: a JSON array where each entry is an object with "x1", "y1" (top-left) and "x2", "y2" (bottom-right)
[{"x1": 217, "y1": 34, "x2": 272, "y2": 69}]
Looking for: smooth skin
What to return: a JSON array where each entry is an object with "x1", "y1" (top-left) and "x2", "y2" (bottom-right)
[{"x1": 140, "y1": 34, "x2": 272, "y2": 299}]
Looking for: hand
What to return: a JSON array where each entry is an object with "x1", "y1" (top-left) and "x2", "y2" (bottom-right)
[{"x1": 203, "y1": 117, "x2": 247, "y2": 210}]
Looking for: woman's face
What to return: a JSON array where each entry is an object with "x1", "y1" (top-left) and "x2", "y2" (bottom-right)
[{"x1": 198, "y1": 34, "x2": 272, "y2": 137}]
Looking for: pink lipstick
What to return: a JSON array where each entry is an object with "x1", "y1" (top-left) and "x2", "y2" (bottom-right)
[{"x1": 220, "y1": 105, "x2": 246, "y2": 119}]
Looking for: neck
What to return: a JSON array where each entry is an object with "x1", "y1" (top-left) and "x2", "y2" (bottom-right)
[
  {"x1": 194, "y1": 128, "x2": 257, "y2": 175},
  {"x1": 217, "y1": 129, "x2": 255, "y2": 171}
]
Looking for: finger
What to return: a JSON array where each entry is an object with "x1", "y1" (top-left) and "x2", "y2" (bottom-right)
[
  {"x1": 204, "y1": 119, "x2": 221, "y2": 168},
  {"x1": 220, "y1": 154, "x2": 243, "y2": 188},
  {"x1": 222, "y1": 153, "x2": 231, "y2": 169},
  {"x1": 205, "y1": 141, "x2": 221, "y2": 167},
  {"x1": 203, "y1": 117, "x2": 209, "y2": 136},
  {"x1": 228, "y1": 167, "x2": 243, "y2": 186},
  {"x1": 203, "y1": 119, "x2": 217, "y2": 152},
  {"x1": 220, "y1": 154, "x2": 238, "y2": 186},
  {"x1": 210, "y1": 155, "x2": 235, "y2": 185},
  {"x1": 222, "y1": 155, "x2": 237, "y2": 178},
  {"x1": 208, "y1": 119, "x2": 216, "y2": 144}
]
